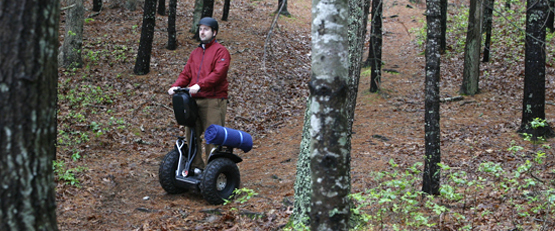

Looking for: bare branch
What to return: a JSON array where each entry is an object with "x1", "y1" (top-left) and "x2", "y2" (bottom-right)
[
  {"x1": 440, "y1": 96, "x2": 464, "y2": 102},
  {"x1": 61, "y1": 4, "x2": 76, "y2": 11},
  {"x1": 263, "y1": 1, "x2": 287, "y2": 73}
]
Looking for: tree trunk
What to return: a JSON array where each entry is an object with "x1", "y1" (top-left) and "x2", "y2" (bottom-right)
[
  {"x1": 365, "y1": 0, "x2": 383, "y2": 93},
  {"x1": 222, "y1": 0, "x2": 231, "y2": 21},
  {"x1": 190, "y1": 0, "x2": 203, "y2": 35},
  {"x1": 93, "y1": 0, "x2": 102, "y2": 11},
  {"x1": 460, "y1": 0, "x2": 482, "y2": 95},
  {"x1": 291, "y1": 1, "x2": 367, "y2": 229},
  {"x1": 291, "y1": 103, "x2": 314, "y2": 228},
  {"x1": 202, "y1": 0, "x2": 214, "y2": 18},
  {"x1": 277, "y1": 0, "x2": 291, "y2": 16},
  {"x1": 440, "y1": 0, "x2": 447, "y2": 53},
  {"x1": 308, "y1": 0, "x2": 351, "y2": 230},
  {"x1": 133, "y1": 0, "x2": 157, "y2": 75},
  {"x1": 125, "y1": 0, "x2": 137, "y2": 11},
  {"x1": 0, "y1": 0, "x2": 60, "y2": 230},
  {"x1": 423, "y1": 0, "x2": 442, "y2": 196},
  {"x1": 59, "y1": 0, "x2": 85, "y2": 68},
  {"x1": 348, "y1": 0, "x2": 370, "y2": 122},
  {"x1": 167, "y1": 0, "x2": 177, "y2": 50},
  {"x1": 519, "y1": 0, "x2": 555, "y2": 138},
  {"x1": 344, "y1": 1, "x2": 370, "y2": 225},
  {"x1": 157, "y1": 0, "x2": 166, "y2": 15},
  {"x1": 548, "y1": 0, "x2": 554, "y2": 32},
  {"x1": 482, "y1": 0, "x2": 494, "y2": 62}
]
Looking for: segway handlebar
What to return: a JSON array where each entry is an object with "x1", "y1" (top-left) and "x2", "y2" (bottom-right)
[{"x1": 174, "y1": 87, "x2": 190, "y2": 94}]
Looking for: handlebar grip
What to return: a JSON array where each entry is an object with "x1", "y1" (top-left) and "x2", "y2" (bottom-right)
[{"x1": 175, "y1": 87, "x2": 190, "y2": 93}]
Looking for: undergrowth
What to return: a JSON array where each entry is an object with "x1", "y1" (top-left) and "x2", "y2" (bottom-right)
[
  {"x1": 349, "y1": 2, "x2": 555, "y2": 229},
  {"x1": 350, "y1": 119, "x2": 553, "y2": 230},
  {"x1": 54, "y1": 37, "x2": 133, "y2": 186}
]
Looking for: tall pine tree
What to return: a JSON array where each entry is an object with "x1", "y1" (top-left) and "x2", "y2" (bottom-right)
[
  {"x1": 133, "y1": 0, "x2": 157, "y2": 75},
  {"x1": 423, "y1": 0, "x2": 442, "y2": 195},
  {"x1": 0, "y1": 0, "x2": 60, "y2": 229},
  {"x1": 519, "y1": 0, "x2": 554, "y2": 138}
]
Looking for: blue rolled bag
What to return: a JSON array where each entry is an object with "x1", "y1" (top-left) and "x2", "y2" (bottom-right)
[{"x1": 204, "y1": 124, "x2": 253, "y2": 153}]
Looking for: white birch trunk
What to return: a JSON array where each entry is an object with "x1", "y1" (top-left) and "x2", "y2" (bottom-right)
[{"x1": 308, "y1": 0, "x2": 351, "y2": 230}]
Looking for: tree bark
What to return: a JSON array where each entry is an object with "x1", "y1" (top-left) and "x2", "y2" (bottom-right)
[
  {"x1": 519, "y1": 0, "x2": 555, "y2": 138},
  {"x1": 423, "y1": 0, "x2": 442, "y2": 195},
  {"x1": 348, "y1": 0, "x2": 370, "y2": 122},
  {"x1": 222, "y1": 0, "x2": 231, "y2": 21},
  {"x1": 440, "y1": 0, "x2": 447, "y2": 53},
  {"x1": 344, "y1": 1, "x2": 370, "y2": 225},
  {"x1": 0, "y1": 0, "x2": 60, "y2": 230},
  {"x1": 308, "y1": 0, "x2": 351, "y2": 230},
  {"x1": 125, "y1": 0, "x2": 137, "y2": 11},
  {"x1": 157, "y1": 0, "x2": 166, "y2": 15},
  {"x1": 59, "y1": 0, "x2": 85, "y2": 68},
  {"x1": 93, "y1": 0, "x2": 102, "y2": 11},
  {"x1": 365, "y1": 0, "x2": 383, "y2": 93},
  {"x1": 290, "y1": 1, "x2": 368, "y2": 229},
  {"x1": 276, "y1": 0, "x2": 291, "y2": 16},
  {"x1": 548, "y1": 0, "x2": 554, "y2": 32},
  {"x1": 191, "y1": 0, "x2": 214, "y2": 41},
  {"x1": 482, "y1": 0, "x2": 494, "y2": 62},
  {"x1": 190, "y1": 0, "x2": 203, "y2": 34},
  {"x1": 202, "y1": 0, "x2": 214, "y2": 18},
  {"x1": 291, "y1": 1, "x2": 367, "y2": 229},
  {"x1": 460, "y1": 0, "x2": 482, "y2": 95},
  {"x1": 291, "y1": 103, "x2": 314, "y2": 228},
  {"x1": 167, "y1": 0, "x2": 177, "y2": 50},
  {"x1": 133, "y1": 0, "x2": 157, "y2": 75}
]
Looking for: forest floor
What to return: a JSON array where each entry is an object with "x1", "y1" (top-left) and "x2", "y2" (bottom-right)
[{"x1": 55, "y1": 0, "x2": 555, "y2": 230}]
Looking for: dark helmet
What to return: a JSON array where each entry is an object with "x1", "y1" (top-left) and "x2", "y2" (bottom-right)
[{"x1": 198, "y1": 17, "x2": 219, "y2": 32}]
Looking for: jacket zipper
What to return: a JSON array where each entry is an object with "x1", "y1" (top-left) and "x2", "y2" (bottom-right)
[{"x1": 196, "y1": 46, "x2": 205, "y2": 84}]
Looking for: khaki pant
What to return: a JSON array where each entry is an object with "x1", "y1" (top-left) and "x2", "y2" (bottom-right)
[{"x1": 186, "y1": 98, "x2": 227, "y2": 169}]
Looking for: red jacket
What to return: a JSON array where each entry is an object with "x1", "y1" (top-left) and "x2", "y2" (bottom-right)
[{"x1": 172, "y1": 39, "x2": 231, "y2": 99}]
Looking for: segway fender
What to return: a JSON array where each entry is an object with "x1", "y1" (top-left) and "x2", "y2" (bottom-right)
[{"x1": 208, "y1": 152, "x2": 242, "y2": 164}]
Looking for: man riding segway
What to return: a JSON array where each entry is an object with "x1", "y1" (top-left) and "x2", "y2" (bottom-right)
[
  {"x1": 167, "y1": 17, "x2": 231, "y2": 176},
  {"x1": 160, "y1": 17, "x2": 253, "y2": 205}
]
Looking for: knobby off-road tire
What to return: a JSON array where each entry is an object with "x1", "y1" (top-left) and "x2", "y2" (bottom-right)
[
  {"x1": 159, "y1": 149, "x2": 187, "y2": 194},
  {"x1": 200, "y1": 158, "x2": 241, "y2": 205}
]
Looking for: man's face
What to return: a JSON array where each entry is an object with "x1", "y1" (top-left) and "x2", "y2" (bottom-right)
[{"x1": 199, "y1": 25, "x2": 216, "y2": 43}]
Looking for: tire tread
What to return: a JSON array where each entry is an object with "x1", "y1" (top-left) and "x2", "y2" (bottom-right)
[
  {"x1": 158, "y1": 149, "x2": 187, "y2": 194},
  {"x1": 200, "y1": 158, "x2": 240, "y2": 205}
]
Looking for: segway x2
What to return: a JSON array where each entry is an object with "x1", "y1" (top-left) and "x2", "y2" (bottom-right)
[{"x1": 158, "y1": 88, "x2": 250, "y2": 205}]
